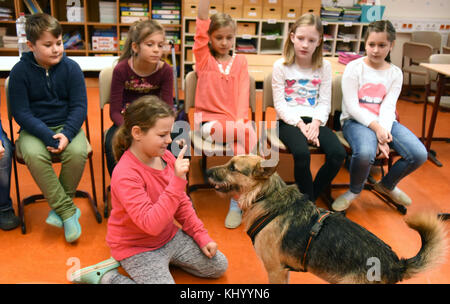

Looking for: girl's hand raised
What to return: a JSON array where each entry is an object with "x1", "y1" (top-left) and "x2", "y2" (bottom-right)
[{"x1": 174, "y1": 145, "x2": 190, "y2": 180}]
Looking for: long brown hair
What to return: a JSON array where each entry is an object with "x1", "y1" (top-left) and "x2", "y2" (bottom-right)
[
  {"x1": 207, "y1": 13, "x2": 236, "y2": 57},
  {"x1": 363, "y1": 20, "x2": 396, "y2": 63},
  {"x1": 112, "y1": 95, "x2": 175, "y2": 161},
  {"x1": 283, "y1": 14, "x2": 324, "y2": 70},
  {"x1": 118, "y1": 19, "x2": 165, "y2": 62}
]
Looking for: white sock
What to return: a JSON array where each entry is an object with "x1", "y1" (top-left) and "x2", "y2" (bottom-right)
[{"x1": 229, "y1": 198, "x2": 241, "y2": 212}]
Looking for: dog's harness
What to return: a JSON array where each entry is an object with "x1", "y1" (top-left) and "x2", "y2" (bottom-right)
[
  {"x1": 300, "y1": 208, "x2": 332, "y2": 272},
  {"x1": 246, "y1": 195, "x2": 332, "y2": 273}
]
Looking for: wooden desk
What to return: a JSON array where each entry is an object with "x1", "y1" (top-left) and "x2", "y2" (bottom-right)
[
  {"x1": 419, "y1": 62, "x2": 450, "y2": 167},
  {"x1": 245, "y1": 54, "x2": 346, "y2": 82}
]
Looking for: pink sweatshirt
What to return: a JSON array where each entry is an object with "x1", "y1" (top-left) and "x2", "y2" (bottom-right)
[
  {"x1": 193, "y1": 18, "x2": 249, "y2": 122},
  {"x1": 106, "y1": 149, "x2": 213, "y2": 261}
]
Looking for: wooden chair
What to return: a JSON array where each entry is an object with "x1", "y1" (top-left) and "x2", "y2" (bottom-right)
[
  {"x1": 401, "y1": 41, "x2": 433, "y2": 103},
  {"x1": 99, "y1": 65, "x2": 114, "y2": 218},
  {"x1": 184, "y1": 71, "x2": 256, "y2": 193},
  {"x1": 5, "y1": 77, "x2": 102, "y2": 234},
  {"x1": 411, "y1": 31, "x2": 442, "y2": 54}
]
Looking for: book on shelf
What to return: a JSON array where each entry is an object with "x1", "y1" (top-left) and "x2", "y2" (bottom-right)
[
  {"x1": 122, "y1": 11, "x2": 149, "y2": 16},
  {"x1": 120, "y1": 16, "x2": 149, "y2": 23},
  {"x1": 0, "y1": 7, "x2": 13, "y2": 20},
  {"x1": 23, "y1": 0, "x2": 43, "y2": 14},
  {"x1": 157, "y1": 19, "x2": 180, "y2": 25},
  {"x1": 152, "y1": 14, "x2": 180, "y2": 20}
]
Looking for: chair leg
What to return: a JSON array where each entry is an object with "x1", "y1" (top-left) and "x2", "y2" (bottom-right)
[{"x1": 88, "y1": 155, "x2": 102, "y2": 223}]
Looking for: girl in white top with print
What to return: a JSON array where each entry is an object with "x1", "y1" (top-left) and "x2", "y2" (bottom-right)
[
  {"x1": 332, "y1": 20, "x2": 427, "y2": 212},
  {"x1": 272, "y1": 14, "x2": 346, "y2": 204}
]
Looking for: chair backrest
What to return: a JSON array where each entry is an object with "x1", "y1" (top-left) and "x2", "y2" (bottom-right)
[
  {"x1": 402, "y1": 41, "x2": 433, "y2": 63},
  {"x1": 411, "y1": 31, "x2": 442, "y2": 53},
  {"x1": 429, "y1": 53, "x2": 450, "y2": 64},
  {"x1": 99, "y1": 65, "x2": 115, "y2": 109},
  {"x1": 184, "y1": 71, "x2": 256, "y2": 114},
  {"x1": 443, "y1": 46, "x2": 450, "y2": 54}
]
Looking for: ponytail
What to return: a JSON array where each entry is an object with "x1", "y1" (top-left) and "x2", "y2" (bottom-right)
[{"x1": 112, "y1": 125, "x2": 132, "y2": 162}]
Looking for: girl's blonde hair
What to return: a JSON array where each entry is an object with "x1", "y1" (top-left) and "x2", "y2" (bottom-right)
[
  {"x1": 283, "y1": 14, "x2": 324, "y2": 70},
  {"x1": 118, "y1": 19, "x2": 165, "y2": 62},
  {"x1": 207, "y1": 13, "x2": 236, "y2": 57},
  {"x1": 112, "y1": 95, "x2": 175, "y2": 161}
]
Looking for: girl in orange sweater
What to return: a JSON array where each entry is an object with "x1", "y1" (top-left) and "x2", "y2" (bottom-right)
[{"x1": 193, "y1": 0, "x2": 257, "y2": 229}]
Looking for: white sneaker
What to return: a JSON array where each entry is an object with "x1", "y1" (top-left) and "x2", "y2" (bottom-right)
[{"x1": 373, "y1": 182, "x2": 412, "y2": 206}]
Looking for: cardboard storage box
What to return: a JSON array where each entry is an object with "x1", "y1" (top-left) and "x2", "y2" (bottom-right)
[
  {"x1": 262, "y1": 5, "x2": 281, "y2": 19},
  {"x1": 224, "y1": 4, "x2": 243, "y2": 18},
  {"x1": 244, "y1": 0, "x2": 262, "y2": 6},
  {"x1": 301, "y1": 6, "x2": 321, "y2": 16},
  {"x1": 184, "y1": 1, "x2": 198, "y2": 18},
  {"x1": 263, "y1": 0, "x2": 282, "y2": 7},
  {"x1": 243, "y1": 6, "x2": 262, "y2": 19},
  {"x1": 237, "y1": 22, "x2": 257, "y2": 35},
  {"x1": 282, "y1": 6, "x2": 301, "y2": 20}
]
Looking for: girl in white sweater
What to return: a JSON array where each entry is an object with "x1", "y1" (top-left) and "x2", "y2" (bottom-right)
[
  {"x1": 272, "y1": 14, "x2": 346, "y2": 203},
  {"x1": 332, "y1": 20, "x2": 427, "y2": 211}
]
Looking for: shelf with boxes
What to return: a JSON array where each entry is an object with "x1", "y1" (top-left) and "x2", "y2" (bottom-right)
[
  {"x1": 0, "y1": 0, "x2": 183, "y2": 66},
  {"x1": 322, "y1": 21, "x2": 369, "y2": 57},
  {"x1": 181, "y1": 0, "x2": 311, "y2": 83}
]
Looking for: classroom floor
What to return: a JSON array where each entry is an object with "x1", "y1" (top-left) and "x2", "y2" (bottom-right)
[{"x1": 0, "y1": 80, "x2": 449, "y2": 284}]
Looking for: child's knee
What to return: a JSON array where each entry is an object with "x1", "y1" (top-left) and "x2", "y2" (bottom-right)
[{"x1": 209, "y1": 251, "x2": 228, "y2": 278}]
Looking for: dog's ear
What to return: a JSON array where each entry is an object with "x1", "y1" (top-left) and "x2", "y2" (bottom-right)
[{"x1": 253, "y1": 159, "x2": 278, "y2": 179}]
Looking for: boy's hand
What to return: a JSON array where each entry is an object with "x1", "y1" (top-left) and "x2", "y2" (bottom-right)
[
  {"x1": 201, "y1": 241, "x2": 218, "y2": 258},
  {"x1": 174, "y1": 145, "x2": 189, "y2": 179},
  {"x1": 47, "y1": 133, "x2": 69, "y2": 154}
]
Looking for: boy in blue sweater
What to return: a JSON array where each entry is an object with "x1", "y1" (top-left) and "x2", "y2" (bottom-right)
[{"x1": 8, "y1": 13, "x2": 87, "y2": 243}]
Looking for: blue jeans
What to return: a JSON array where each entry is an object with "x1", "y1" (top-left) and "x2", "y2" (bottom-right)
[
  {"x1": 0, "y1": 129, "x2": 13, "y2": 212},
  {"x1": 342, "y1": 119, "x2": 427, "y2": 194}
]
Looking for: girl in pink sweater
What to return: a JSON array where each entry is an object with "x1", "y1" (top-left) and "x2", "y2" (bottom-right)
[
  {"x1": 71, "y1": 96, "x2": 227, "y2": 284},
  {"x1": 194, "y1": 0, "x2": 257, "y2": 228}
]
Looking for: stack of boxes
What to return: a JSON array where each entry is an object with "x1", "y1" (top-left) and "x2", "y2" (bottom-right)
[
  {"x1": 183, "y1": 0, "x2": 321, "y2": 20},
  {"x1": 120, "y1": 2, "x2": 149, "y2": 24},
  {"x1": 152, "y1": 1, "x2": 181, "y2": 25},
  {"x1": 91, "y1": 28, "x2": 117, "y2": 51}
]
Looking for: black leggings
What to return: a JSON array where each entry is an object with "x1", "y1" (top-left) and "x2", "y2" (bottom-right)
[{"x1": 278, "y1": 118, "x2": 346, "y2": 202}]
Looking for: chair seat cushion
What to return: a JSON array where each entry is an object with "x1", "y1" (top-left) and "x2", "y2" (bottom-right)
[
  {"x1": 427, "y1": 95, "x2": 450, "y2": 109},
  {"x1": 402, "y1": 65, "x2": 428, "y2": 76}
]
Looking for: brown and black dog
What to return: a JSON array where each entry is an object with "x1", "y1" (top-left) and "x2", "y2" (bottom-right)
[{"x1": 206, "y1": 155, "x2": 448, "y2": 284}]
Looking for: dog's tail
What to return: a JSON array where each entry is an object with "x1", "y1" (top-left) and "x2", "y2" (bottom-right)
[{"x1": 401, "y1": 213, "x2": 448, "y2": 280}]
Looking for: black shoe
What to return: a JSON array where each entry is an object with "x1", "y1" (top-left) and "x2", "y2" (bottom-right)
[{"x1": 0, "y1": 209, "x2": 20, "y2": 231}]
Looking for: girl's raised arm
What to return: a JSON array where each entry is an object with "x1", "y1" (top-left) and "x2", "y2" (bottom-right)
[{"x1": 198, "y1": 0, "x2": 210, "y2": 20}]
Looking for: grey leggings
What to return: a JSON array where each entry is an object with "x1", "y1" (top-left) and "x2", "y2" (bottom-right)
[{"x1": 104, "y1": 230, "x2": 228, "y2": 284}]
